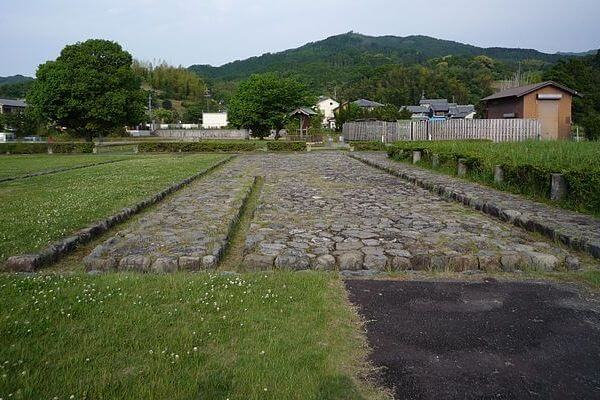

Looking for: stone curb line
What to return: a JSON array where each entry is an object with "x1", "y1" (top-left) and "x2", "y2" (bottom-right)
[
  {"x1": 348, "y1": 154, "x2": 600, "y2": 261},
  {"x1": 0, "y1": 159, "x2": 128, "y2": 183},
  {"x1": 2, "y1": 156, "x2": 236, "y2": 272}
]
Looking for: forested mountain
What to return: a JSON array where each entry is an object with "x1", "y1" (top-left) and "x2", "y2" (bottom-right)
[
  {"x1": 0, "y1": 75, "x2": 34, "y2": 99},
  {"x1": 188, "y1": 32, "x2": 593, "y2": 105},
  {"x1": 189, "y1": 32, "x2": 567, "y2": 81},
  {"x1": 0, "y1": 75, "x2": 33, "y2": 86}
]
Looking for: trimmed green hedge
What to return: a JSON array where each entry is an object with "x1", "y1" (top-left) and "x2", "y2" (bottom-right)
[
  {"x1": 0, "y1": 142, "x2": 94, "y2": 154},
  {"x1": 265, "y1": 141, "x2": 307, "y2": 152},
  {"x1": 51, "y1": 143, "x2": 94, "y2": 153},
  {"x1": 0, "y1": 143, "x2": 48, "y2": 154},
  {"x1": 138, "y1": 141, "x2": 307, "y2": 153},
  {"x1": 351, "y1": 141, "x2": 387, "y2": 151},
  {"x1": 387, "y1": 140, "x2": 600, "y2": 216},
  {"x1": 138, "y1": 141, "x2": 258, "y2": 153}
]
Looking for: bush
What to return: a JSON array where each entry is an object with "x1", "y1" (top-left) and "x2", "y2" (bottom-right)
[
  {"x1": 582, "y1": 114, "x2": 600, "y2": 141},
  {"x1": 265, "y1": 141, "x2": 306, "y2": 152},
  {"x1": 138, "y1": 141, "x2": 259, "y2": 153},
  {"x1": 352, "y1": 141, "x2": 387, "y2": 151},
  {"x1": 0, "y1": 143, "x2": 48, "y2": 154},
  {"x1": 51, "y1": 143, "x2": 94, "y2": 153}
]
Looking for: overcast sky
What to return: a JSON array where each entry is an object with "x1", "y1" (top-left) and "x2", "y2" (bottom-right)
[{"x1": 1, "y1": 0, "x2": 599, "y2": 76}]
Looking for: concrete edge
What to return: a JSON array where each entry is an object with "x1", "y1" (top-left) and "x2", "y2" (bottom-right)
[
  {"x1": 2, "y1": 155, "x2": 236, "y2": 272},
  {"x1": 348, "y1": 153, "x2": 600, "y2": 261}
]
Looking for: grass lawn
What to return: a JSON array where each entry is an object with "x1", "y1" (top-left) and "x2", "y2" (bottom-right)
[
  {"x1": 0, "y1": 154, "x2": 226, "y2": 261},
  {"x1": 0, "y1": 272, "x2": 385, "y2": 400},
  {"x1": 0, "y1": 154, "x2": 134, "y2": 180}
]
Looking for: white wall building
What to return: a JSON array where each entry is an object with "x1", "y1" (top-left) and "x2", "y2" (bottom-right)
[
  {"x1": 202, "y1": 112, "x2": 228, "y2": 129},
  {"x1": 316, "y1": 97, "x2": 339, "y2": 129}
]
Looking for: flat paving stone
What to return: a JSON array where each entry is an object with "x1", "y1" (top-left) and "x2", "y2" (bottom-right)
[
  {"x1": 351, "y1": 152, "x2": 600, "y2": 260},
  {"x1": 346, "y1": 279, "x2": 600, "y2": 400},
  {"x1": 244, "y1": 152, "x2": 597, "y2": 271},
  {"x1": 84, "y1": 157, "x2": 259, "y2": 272}
]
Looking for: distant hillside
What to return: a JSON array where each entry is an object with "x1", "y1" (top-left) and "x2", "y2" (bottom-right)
[
  {"x1": 0, "y1": 75, "x2": 33, "y2": 86},
  {"x1": 189, "y1": 32, "x2": 566, "y2": 83}
]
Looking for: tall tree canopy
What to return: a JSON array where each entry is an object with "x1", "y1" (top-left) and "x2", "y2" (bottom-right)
[
  {"x1": 27, "y1": 39, "x2": 145, "y2": 139},
  {"x1": 228, "y1": 73, "x2": 312, "y2": 138},
  {"x1": 544, "y1": 51, "x2": 600, "y2": 139},
  {"x1": 133, "y1": 60, "x2": 207, "y2": 101}
]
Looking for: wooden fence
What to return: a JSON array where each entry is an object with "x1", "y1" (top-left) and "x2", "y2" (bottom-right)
[{"x1": 342, "y1": 119, "x2": 541, "y2": 143}]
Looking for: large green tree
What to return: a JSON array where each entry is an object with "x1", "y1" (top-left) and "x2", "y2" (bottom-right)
[
  {"x1": 228, "y1": 73, "x2": 312, "y2": 138},
  {"x1": 27, "y1": 39, "x2": 145, "y2": 140}
]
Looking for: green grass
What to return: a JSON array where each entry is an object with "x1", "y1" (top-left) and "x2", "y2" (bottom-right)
[
  {"x1": 389, "y1": 140, "x2": 600, "y2": 170},
  {"x1": 0, "y1": 154, "x2": 226, "y2": 261},
  {"x1": 0, "y1": 272, "x2": 385, "y2": 400},
  {"x1": 387, "y1": 140, "x2": 600, "y2": 216},
  {"x1": 0, "y1": 154, "x2": 134, "y2": 180}
]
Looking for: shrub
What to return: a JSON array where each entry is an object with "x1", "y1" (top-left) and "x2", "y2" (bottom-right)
[
  {"x1": 582, "y1": 114, "x2": 600, "y2": 141},
  {"x1": 352, "y1": 141, "x2": 387, "y2": 151},
  {"x1": 51, "y1": 143, "x2": 94, "y2": 153},
  {"x1": 138, "y1": 141, "x2": 259, "y2": 153},
  {"x1": 265, "y1": 141, "x2": 306, "y2": 152},
  {"x1": 0, "y1": 143, "x2": 48, "y2": 154}
]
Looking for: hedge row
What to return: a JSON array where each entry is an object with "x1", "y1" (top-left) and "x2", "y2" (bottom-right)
[
  {"x1": 351, "y1": 141, "x2": 387, "y2": 151},
  {"x1": 265, "y1": 141, "x2": 307, "y2": 152},
  {"x1": 0, "y1": 142, "x2": 94, "y2": 154},
  {"x1": 387, "y1": 141, "x2": 600, "y2": 216},
  {"x1": 137, "y1": 141, "x2": 307, "y2": 153}
]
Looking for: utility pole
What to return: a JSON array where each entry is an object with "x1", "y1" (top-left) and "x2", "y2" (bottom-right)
[{"x1": 148, "y1": 92, "x2": 153, "y2": 130}]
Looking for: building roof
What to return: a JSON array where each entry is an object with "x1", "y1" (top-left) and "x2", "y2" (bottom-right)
[
  {"x1": 404, "y1": 105, "x2": 429, "y2": 114},
  {"x1": 449, "y1": 104, "x2": 475, "y2": 118},
  {"x1": 482, "y1": 81, "x2": 582, "y2": 101},
  {"x1": 289, "y1": 107, "x2": 317, "y2": 116},
  {"x1": 353, "y1": 99, "x2": 384, "y2": 108},
  {"x1": 430, "y1": 102, "x2": 450, "y2": 112},
  {"x1": 0, "y1": 98, "x2": 26, "y2": 107},
  {"x1": 419, "y1": 98, "x2": 448, "y2": 106}
]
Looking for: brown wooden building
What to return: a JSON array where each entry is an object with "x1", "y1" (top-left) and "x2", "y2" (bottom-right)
[{"x1": 482, "y1": 81, "x2": 582, "y2": 140}]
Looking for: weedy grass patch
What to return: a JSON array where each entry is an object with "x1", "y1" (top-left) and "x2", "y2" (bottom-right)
[
  {"x1": 0, "y1": 154, "x2": 226, "y2": 261},
  {"x1": 0, "y1": 154, "x2": 134, "y2": 180},
  {"x1": 387, "y1": 140, "x2": 600, "y2": 216},
  {"x1": 0, "y1": 272, "x2": 386, "y2": 400}
]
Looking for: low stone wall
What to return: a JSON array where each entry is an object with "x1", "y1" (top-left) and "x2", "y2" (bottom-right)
[{"x1": 155, "y1": 129, "x2": 249, "y2": 140}]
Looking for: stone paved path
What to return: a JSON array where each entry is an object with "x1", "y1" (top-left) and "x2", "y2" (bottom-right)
[
  {"x1": 84, "y1": 152, "x2": 598, "y2": 273},
  {"x1": 351, "y1": 152, "x2": 600, "y2": 260},
  {"x1": 84, "y1": 157, "x2": 260, "y2": 272},
  {"x1": 243, "y1": 152, "x2": 594, "y2": 272}
]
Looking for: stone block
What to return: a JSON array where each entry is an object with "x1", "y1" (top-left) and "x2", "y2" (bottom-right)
[
  {"x1": 202, "y1": 255, "x2": 217, "y2": 269},
  {"x1": 151, "y1": 257, "x2": 178, "y2": 273},
  {"x1": 551, "y1": 173, "x2": 567, "y2": 202},
  {"x1": 457, "y1": 159, "x2": 468, "y2": 177},
  {"x1": 314, "y1": 254, "x2": 336, "y2": 270},
  {"x1": 431, "y1": 154, "x2": 440, "y2": 168},
  {"x1": 390, "y1": 256, "x2": 411, "y2": 271},
  {"x1": 412, "y1": 151, "x2": 422, "y2": 164},
  {"x1": 337, "y1": 251, "x2": 364, "y2": 271},
  {"x1": 275, "y1": 249, "x2": 310, "y2": 270},
  {"x1": 364, "y1": 254, "x2": 388, "y2": 271},
  {"x1": 179, "y1": 256, "x2": 201, "y2": 271},
  {"x1": 119, "y1": 255, "x2": 152, "y2": 272},
  {"x1": 243, "y1": 253, "x2": 275, "y2": 271},
  {"x1": 494, "y1": 165, "x2": 504, "y2": 183}
]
